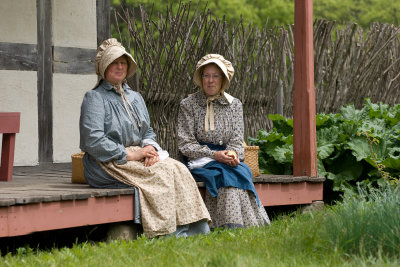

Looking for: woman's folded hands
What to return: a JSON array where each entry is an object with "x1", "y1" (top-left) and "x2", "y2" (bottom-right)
[
  {"x1": 126, "y1": 145, "x2": 160, "y2": 166},
  {"x1": 214, "y1": 150, "x2": 239, "y2": 167}
]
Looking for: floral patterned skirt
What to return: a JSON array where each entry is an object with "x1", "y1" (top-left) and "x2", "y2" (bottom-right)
[
  {"x1": 99, "y1": 147, "x2": 211, "y2": 238},
  {"x1": 205, "y1": 187, "x2": 270, "y2": 229}
]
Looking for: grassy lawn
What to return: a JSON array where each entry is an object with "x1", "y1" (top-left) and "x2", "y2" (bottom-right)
[{"x1": 1, "y1": 185, "x2": 399, "y2": 267}]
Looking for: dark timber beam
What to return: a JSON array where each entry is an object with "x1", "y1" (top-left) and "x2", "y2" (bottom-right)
[
  {"x1": 293, "y1": 0, "x2": 318, "y2": 177},
  {"x1": 53, "y1": 46, "x2": 96, "y2": 74},
  {"x1": 97, "y1": 0, "x2": 111, "y2": 46},
  {"x1": 0, "y1": 43, "x2": 37, "y2": 71},
  {"x1": 37, "y1": 0, "x2": 53, "y2": 164}
]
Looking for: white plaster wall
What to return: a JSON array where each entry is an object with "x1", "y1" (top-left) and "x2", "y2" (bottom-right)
[
  {"x1": 0, "y1": 70, "x2": 39, "y2": 166},
  {"x1": 52, "y1": 0, "x2": 98, "y2": 162},
  {"x1": 52, "y1": 74, "x2": 97, "y2": 162},
  {"x1": 0, "y1": 0, "x2": 37, "y2": 44},
  {"x1": 52, "y1": 0, "x2": 97, "y2": 49},
  {"x1": 0, "y1": 0, "x2": 99, "y2": 165},
  {"x1": 52, "y1": 0, "x2": 97, "y2": 162}
]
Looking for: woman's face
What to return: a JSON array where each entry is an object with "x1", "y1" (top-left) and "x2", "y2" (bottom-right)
[
  {"x1": 201, "y1": 64, "x2": 223, "y2": 97},
  {"x1": 105, "y1": 56, "x2": 128, "y2": 84}
]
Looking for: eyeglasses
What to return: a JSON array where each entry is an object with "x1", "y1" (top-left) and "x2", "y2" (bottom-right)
[{"x1": 202, "y1": 74, "x2": 221, "y2": 80}]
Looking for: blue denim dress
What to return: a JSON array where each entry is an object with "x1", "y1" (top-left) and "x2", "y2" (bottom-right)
[{"x1": 79, "y1": 80, "x2": 161, "y2": 223}]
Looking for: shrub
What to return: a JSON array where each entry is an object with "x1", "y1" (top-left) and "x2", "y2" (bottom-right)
[{"x1": 249, "y1": 98, "x2": 400, "y2": 195}]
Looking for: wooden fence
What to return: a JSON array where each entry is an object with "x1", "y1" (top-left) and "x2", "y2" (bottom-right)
[{"x1": 113, "y1": 3, "x2": 400, "y2": 159}]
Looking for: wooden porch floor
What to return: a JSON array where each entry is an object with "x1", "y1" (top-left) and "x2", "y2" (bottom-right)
[{"x1": 0, "y1": 164, "x2": 324, "y2": 238}]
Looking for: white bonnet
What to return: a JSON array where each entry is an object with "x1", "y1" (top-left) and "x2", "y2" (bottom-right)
[
  {"x1": 95, "y1": 38, "x2": 137, "y2": 80},
  {"x1": 193, "y1": 54, "x2": 234, "y2": 91}
]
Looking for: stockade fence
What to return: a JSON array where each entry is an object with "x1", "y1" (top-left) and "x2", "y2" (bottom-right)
[{"x1": 113, "y1": 3, "x2": 400, "y2": 159}]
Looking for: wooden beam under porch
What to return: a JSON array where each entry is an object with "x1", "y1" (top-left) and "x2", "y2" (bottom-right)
[{"x1": 0, "y1": 165, "x2": 324, "y2": 238}]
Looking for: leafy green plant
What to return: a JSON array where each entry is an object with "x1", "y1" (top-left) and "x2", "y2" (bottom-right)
[
  {"x1": 358, "y1": 130, "x2": 400, "y2": 186},
  {"x1": 249, "y1": 99, "x2": 400, "y2": 193}
]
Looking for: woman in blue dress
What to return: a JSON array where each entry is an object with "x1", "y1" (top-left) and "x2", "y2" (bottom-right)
[{"x1": 80, "y1": 38, "x2": 210, "y2": 238}]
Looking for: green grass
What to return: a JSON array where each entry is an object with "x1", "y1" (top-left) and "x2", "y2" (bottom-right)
[
  {"x1": 1, "y1": 185, "x2": 400, "y2": 267},
  {"x1": 322, "y1": 184, "x2": 400, "y2": 257}
]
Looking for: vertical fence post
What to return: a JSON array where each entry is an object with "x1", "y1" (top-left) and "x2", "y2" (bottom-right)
[
  {"x1": 276, "y1": 79, "x2": 283, "y2": 116},
  {"x1": 293, "y1": 0, "x2": 318, "y2": 177}
]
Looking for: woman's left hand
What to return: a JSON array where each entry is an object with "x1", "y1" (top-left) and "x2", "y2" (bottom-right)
[
  {"x1": 142, "y1": 145, "x2": 159, "y2": 167},
  {"x1": 144, "y1": 154, "x2": 159, "y2": 167},
  {"x1": 228, "y1": 158, "x2": 240, "y2": 167}
]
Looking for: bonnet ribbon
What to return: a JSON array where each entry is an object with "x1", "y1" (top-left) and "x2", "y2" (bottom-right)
[
  {"x1": 205, "y1": 95, "x2": 220, "y2": 132},
  {"x1": 204, "y1": 92, "x2": 235, "y2": 132},
  {"x1": 114, "y1": 84, "x2": 142, "y2": 130}
]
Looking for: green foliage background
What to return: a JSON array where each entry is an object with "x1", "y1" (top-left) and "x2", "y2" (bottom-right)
[
  {"x1": 249, "y1": 99, "x2": 400, "y2": 199},
  {"x1": 112, "y1": 0, "x2": 399, "y2": 29}
]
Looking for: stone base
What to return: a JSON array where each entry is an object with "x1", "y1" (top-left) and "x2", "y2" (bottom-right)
[
  {"x1": 106, "y1": 222, "x2": 142, "y2": 242},
  {"x1": 301, "y1": 200, "x2": 325, "y2": 213}
]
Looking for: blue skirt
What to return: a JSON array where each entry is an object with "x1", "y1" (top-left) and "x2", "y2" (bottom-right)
[{"x1": 190, "y1": 161, "x2": 261, "y2": 206}]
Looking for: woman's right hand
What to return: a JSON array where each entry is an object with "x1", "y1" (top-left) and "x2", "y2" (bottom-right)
[{"x1": 214, "y1": 150, "x2": 240, "y2": 167}]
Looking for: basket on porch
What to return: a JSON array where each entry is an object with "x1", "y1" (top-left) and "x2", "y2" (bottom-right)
[
  {"x1": 244, "y1": 143, "x2": 260, "y2": 177},
  {"x1": 71, "y1": 152, "x2": 86, "y2": 184}
]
